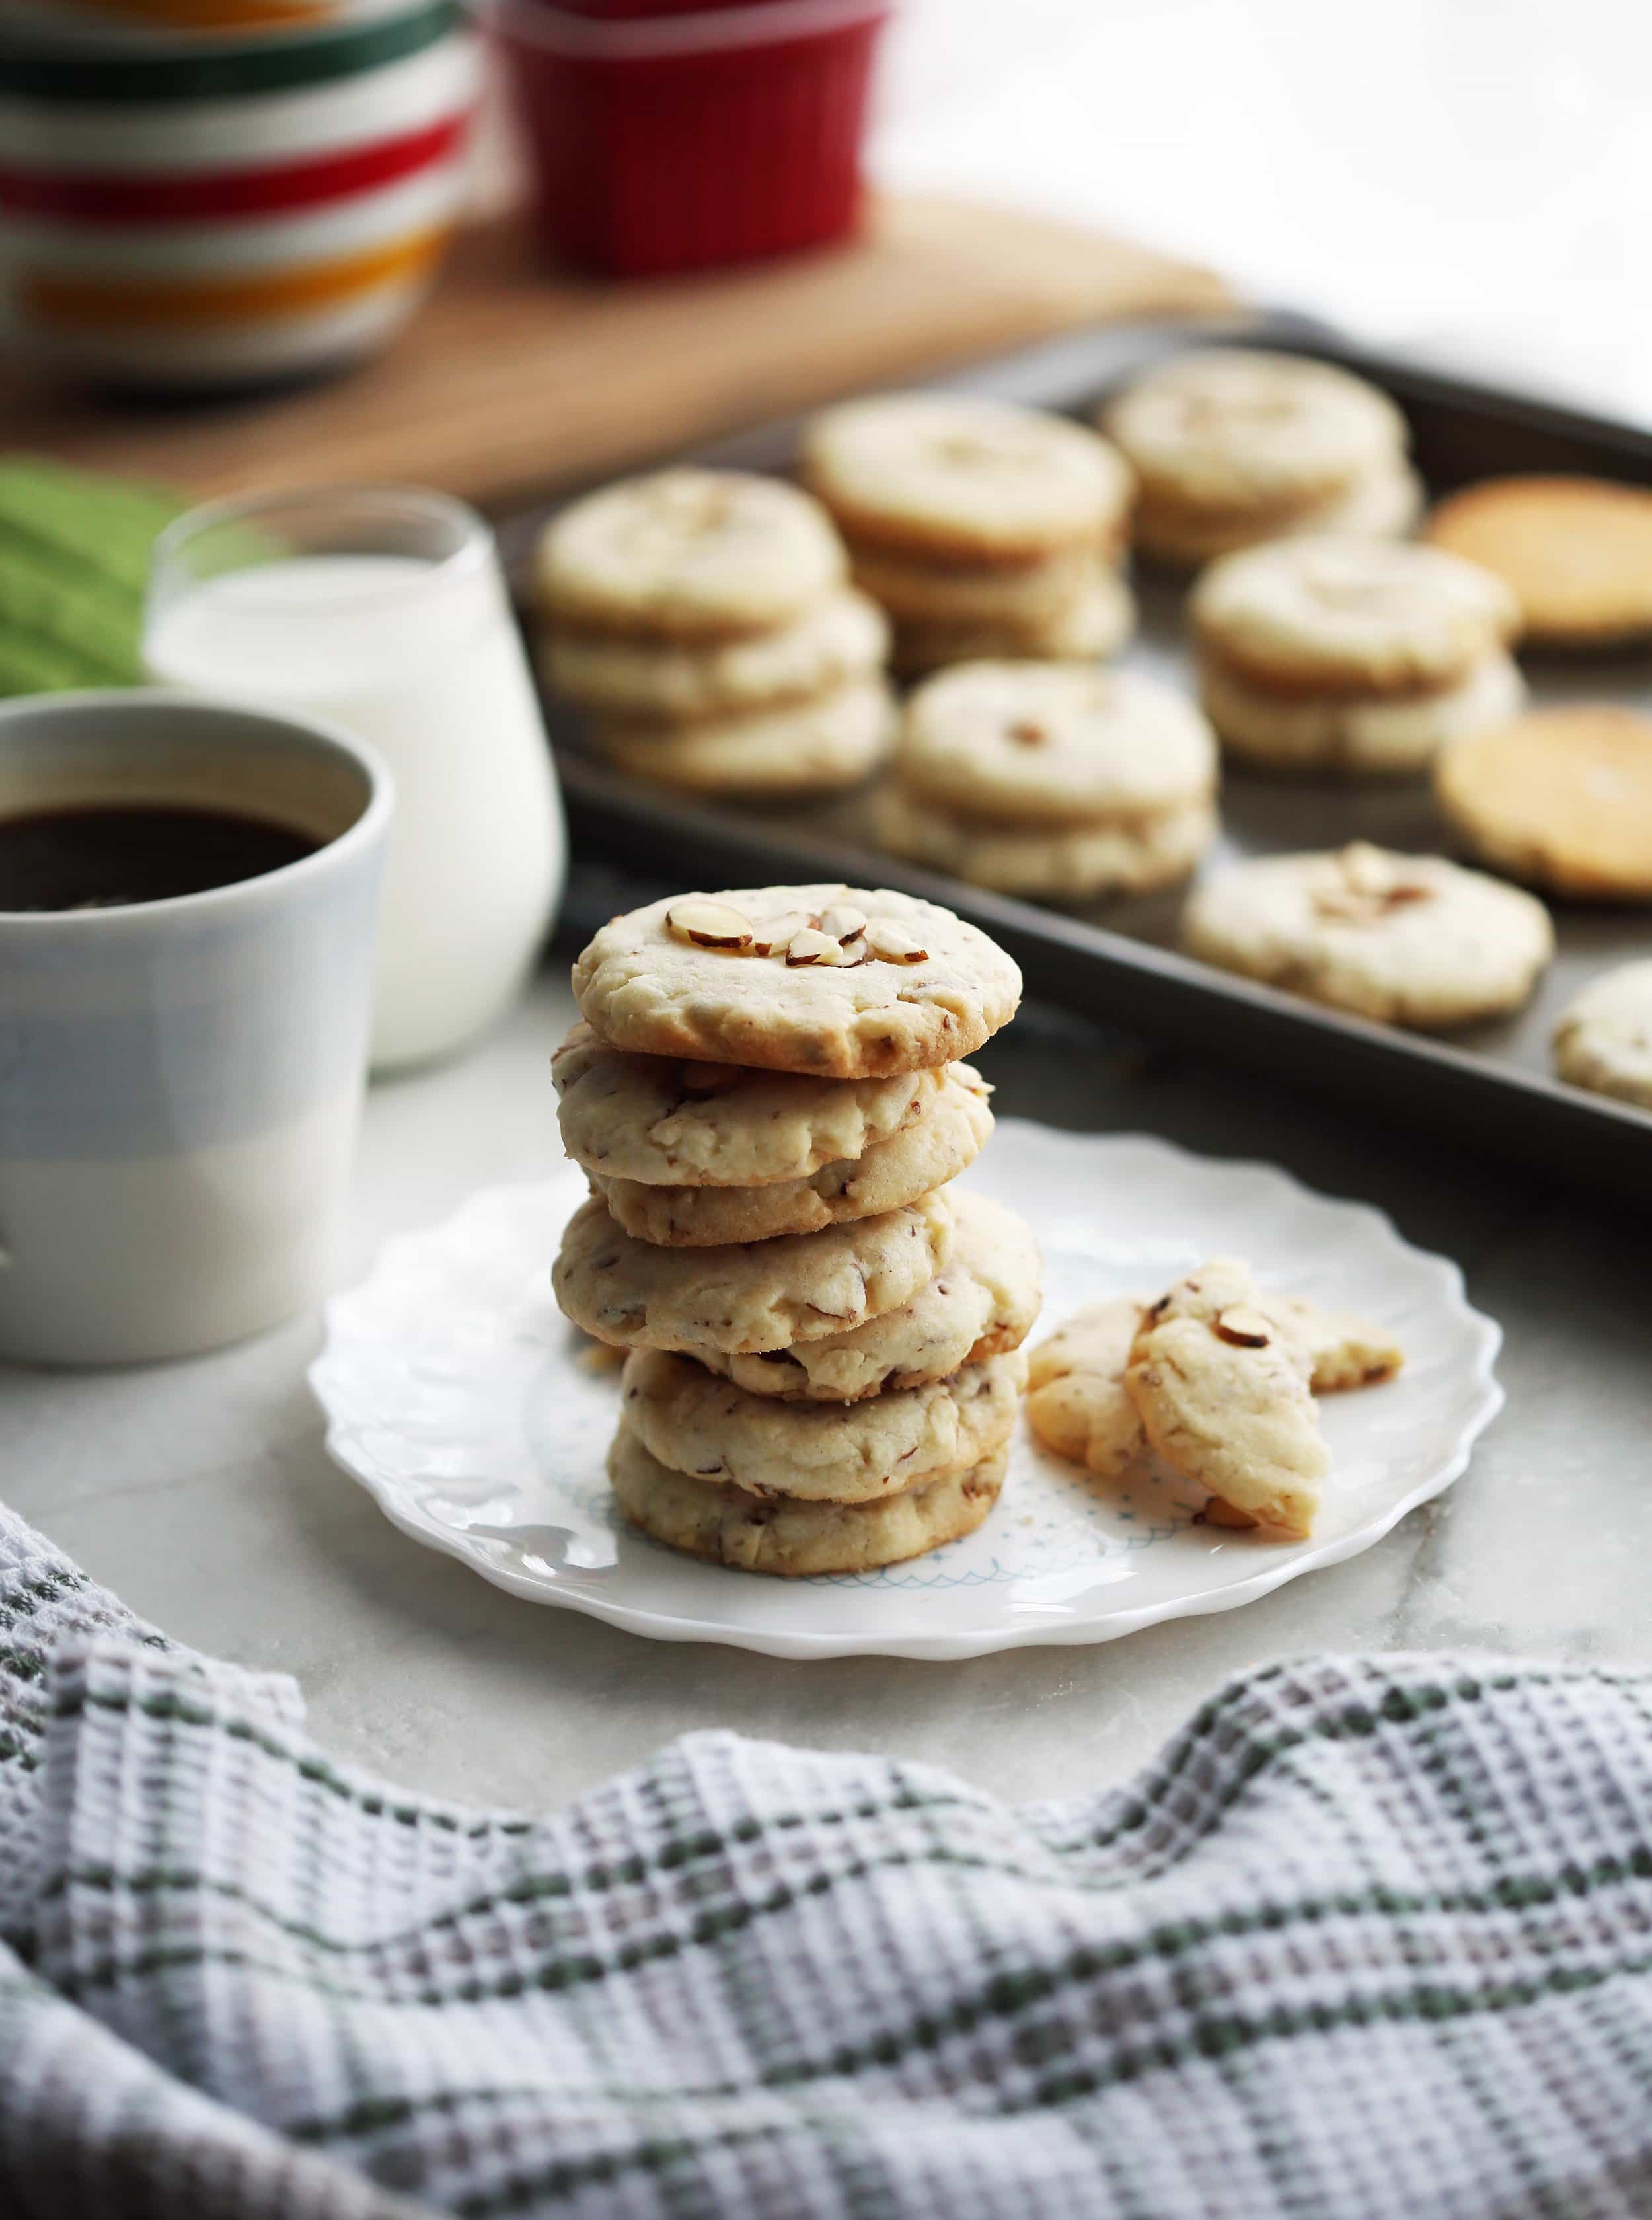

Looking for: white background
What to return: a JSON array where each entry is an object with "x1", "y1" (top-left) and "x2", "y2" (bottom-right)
[{"x1": 872, "y1": 0, "x2": 1652, "y2": 423}]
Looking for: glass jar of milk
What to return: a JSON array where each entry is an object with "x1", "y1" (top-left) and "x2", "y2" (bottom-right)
[{"x1": 145, "y1": 486, "x2": 564, "y2": 1073}]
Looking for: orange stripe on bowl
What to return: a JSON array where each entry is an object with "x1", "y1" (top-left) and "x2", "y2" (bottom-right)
[
  {"x1": 22, "y1": 227, "x2": 445, "y2": 329},
  {"x1": 69, "y1": 0, "x2": 339, "y2": 25}
]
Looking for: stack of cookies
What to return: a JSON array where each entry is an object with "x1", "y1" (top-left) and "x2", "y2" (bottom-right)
[
  {"x1": 800, "y1": 393, "x2": 1136, "y2": 680},
  {"x1": 1102, "y1": 348, "x2": 1424, "y2": 570},
  {"x1": 1190, "y1": 536, "x2": 1526, "y2": 776},
  {"x1": 535, "y1": 468, "x2": 895, "y2": 801},
  {"x1": 874, "y1": 660, "x2": 1220, "y2": 901},
  {"x1": 552, "y1": 882, "x2": 1040, "y2": 1577}
]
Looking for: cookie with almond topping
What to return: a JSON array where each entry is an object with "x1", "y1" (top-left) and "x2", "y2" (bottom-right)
[
  {"x1": 802, "y1": 393, "x2": 1132, "y2": 564},
  {"x1": 1182, "y1": 842, "x2": 1552, "y2": 1027},
  {"x1": 899, "y1": 662, "x2": 1218, "y2": 827},
  {"x1": 1123, "y1": 1260, "x2": 1327, "y2": 1539},
  {"x1": 571, "y1": 882, "x2": 1022, "y2": 1076},
  {"x1": 535, "y1": 467, "x2": 846, "y2": 641}
]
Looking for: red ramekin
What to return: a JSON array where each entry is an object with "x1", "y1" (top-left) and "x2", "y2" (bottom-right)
[{"x1": 482, "y1": 0, "x2": 891, "y2": 278}]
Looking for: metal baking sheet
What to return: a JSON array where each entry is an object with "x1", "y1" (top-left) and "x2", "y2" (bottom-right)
[{"x1": 498, "y1": 310, "x2": 1652, "y2": 1200}]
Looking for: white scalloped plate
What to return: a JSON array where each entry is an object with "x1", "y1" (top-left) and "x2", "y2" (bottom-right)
[{"x1": 309, "y1": 1124, "x2": 1502, "y2": 1660}]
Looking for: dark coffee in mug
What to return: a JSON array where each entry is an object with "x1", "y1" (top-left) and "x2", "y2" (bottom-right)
[{"x1": 0, "y1": 802, "x2": 318, "y2": 913}]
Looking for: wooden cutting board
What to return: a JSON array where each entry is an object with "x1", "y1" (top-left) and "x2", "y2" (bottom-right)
[{"x1": 0, "y1": 196, "x2": 1230, "y2": 513}]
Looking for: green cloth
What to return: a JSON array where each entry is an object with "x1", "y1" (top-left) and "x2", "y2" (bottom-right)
[{"x1": 0, "y1": 457, "x2": 183, "y2": 695}]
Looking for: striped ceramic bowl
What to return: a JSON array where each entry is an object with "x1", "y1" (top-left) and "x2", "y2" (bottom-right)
[{"x1": 0, "y1": 0, "x2": 478, "y2": 389}]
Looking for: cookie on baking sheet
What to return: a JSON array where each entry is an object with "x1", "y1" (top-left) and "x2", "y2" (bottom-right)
[
  {"x1": 1182, "y1": 841, "x2": 1553, "y2": 1028},
  {"x1": 609, "y1": 1425, "x2": 1006, "y2": 1575},
  {"x1": 874, "y1": 785, "x2": 1217, "y2": 902},
  {"x1": 1191, "y1": 537, "x2": 1520, "y2": 695},
  {"x1": 697, "y1": 1190, "x2": 1041, "y2": 1402},
  {"x1": 595, "y1": 678, "x2": 895, "y2": 800},
  {"x1": 552, "y1": 1189, "x2": 953, "y2": 1356},
  {"x1": 1553, "y1": 961, "x2": 1652, "y2": 1108},
  {"x1": 1133, "y1": 457, "x2": 1424, "y2": 570},
  {"x1": 1199, "y1": 648, "x2": 1526, "y2": 776},
  {"x1": 553, "y1": 1021, "x2": 944, "y2": 1188},
  {"x1": 535, "y1": 468, "x2": 846, "y2": 641},
  {"x1": 619, "y1": 1346, "x2": 1027, "y2": 1503},
  {"x1": 572, "y1": 883, "x2": 1022, "y2": 1077},
  {"x1": 543, "y1": 589, "x2": 887, "y2": 722},
  {"x1": 1123, "y1": 1259, "x2": 1328, "y2": 1539},
  {"x1": 802, "y1": 393, "x2": 1133, "y2": 564},
  {"x1": 1026, "y1": 1297, "x2": 1148, "y2": 1480},
  {"x1": 850, "y1": 543, "x2": 1111, "y2": 627},
  {"x1": 891, "y1": 570, "x2": 1136, "y2": 678},
  {"x1": 1424, "y1": 476, "x2": 1652, "y2": 646},
  {"x1": 591, "y1": 1065, "x2": 993, "y2": 1245},
  {"x1": 899, "y1": 662, "x2": 1218, "y2": 827},
  {"x1": 1103, "y1": 350, "x2": 1409, "y2": 516},
  {"x1": 1434, "y1": 706, "x2": 1652, "y2": 901}
]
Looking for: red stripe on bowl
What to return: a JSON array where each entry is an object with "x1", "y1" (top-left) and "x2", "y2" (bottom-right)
[{"x1": 0, "y1": 111, "x2": 469, "y2": 225}]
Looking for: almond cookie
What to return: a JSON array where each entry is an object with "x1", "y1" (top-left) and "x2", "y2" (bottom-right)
[
  {"x1": 1552, "y1": 961, "x2": 1652, "y2": 1108},
  {"x1": 1124, "y1": 1260, "x2": 1328, "y2": 1539},
  {"x1": 1191, "y1": 537, "x2": 1520, "y2": 695},
  {"x1": 535, "y1": 468, "x2": 846, "y2": 641},
  {"x1": 899, "y1": 663, "x2": 1218, "y2": 827},
  {"x1": 553, "y1": 1021, "x2": 944, "y2": 1187},
  {"x1": 1132, "y1": 456, "x2": 1423, "y2": 570},
  {"x1": 1424, "y1": 476, "x2": 1652, "y2": 646},
  {"x1": 552, "y1": 1189, "x2": 953, "y2": 1356},
  {"x1": 591, "y1": 1065, "x2": 993, "y2": 1245},
  {"x1": 802, "y1": 393, "x2": 1132, "y2": 564},
  {"x1": 1026, "y1": 1297, "x2": 1148, "y2": 1479},
  {"x1": 595, "y1": 678, "x2": 895, "y2": 800},
  {"x1": 696, "y1": 1190, "x2": 1041, "y2": 1402},
  {"x1": 572, "y1": 884, "x2": 1022, "y2": 1077},
  {"x1": 850, "y1": 543, "x2": 1113, "y2": 627},
  {"x1": 1028, "y1": 1285, "x2": 1401, "y2": 1482},
  {"x1": 874, "y1": 786, "x2": 1217, "y2": 901},
  {"x1": 1103, "y1": 350, "x2": 1409, "y2": 516},
  {"x1": 890, "y1": 570, "x2": 1137, "y2": 679},
  {"x1": 1434, "y1": 706, "x2": 1652, "y2": 901},
  {"x1": 1199, "y1": 647, "x2": 1526, "y2": 775},
  {"x1": 619, "y1": 1346, "x2": 1027, "y2": 1503},
  {"x1": 543, "y1": 589, "x2": 887, "y2": 721},
  {"x1": 1263, "y1": 1295, "x2": 1405, "y2": 1392},
  {"x1": 609, "y1": 1426, "x2": 1006, "y2": 1575},
  {"x1": 1182, "y1": 841, "x2": 1553, "y2": 1028}
]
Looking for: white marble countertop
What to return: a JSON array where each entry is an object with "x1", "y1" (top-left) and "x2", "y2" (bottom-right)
[{"x1": 7, "y1": 948, "x2": 1649, "y2": 1818}]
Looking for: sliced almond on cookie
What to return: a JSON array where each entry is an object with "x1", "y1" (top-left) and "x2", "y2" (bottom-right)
[
  {"x1": 666, "y1": 899, "x2": 752, "y2": 951},
  {"x1": 786, "y1": 926, "x2": 859, "y2": 967},
  {"x1": 865, "y1": 920, "x2": 930, "y2": 964},
  {"x1": 751, "y1": 909, "x2": 811, "y2": 957},
  {"x1": 818, "y1": 903, "x2": 868, "y2": 945},
  {"x1": 1213, "y1": 1305, "x2": 1275, "y2": 1349}
]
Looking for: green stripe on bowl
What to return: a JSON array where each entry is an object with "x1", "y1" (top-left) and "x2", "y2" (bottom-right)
[{"x1": 0, "y1": 1, "x2": 461, "y2": 102}]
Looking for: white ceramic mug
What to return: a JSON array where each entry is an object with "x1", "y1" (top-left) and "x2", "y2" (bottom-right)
[{"x1": 0, "y1": 690, "x2": 391, "y2": 1365}]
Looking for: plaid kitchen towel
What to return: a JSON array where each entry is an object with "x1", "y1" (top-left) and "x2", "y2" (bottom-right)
[{"x1": 2, "y1": 1496, "x2": 1651, "y2": 2220}]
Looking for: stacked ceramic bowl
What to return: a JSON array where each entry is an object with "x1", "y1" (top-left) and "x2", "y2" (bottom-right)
[{"x1": 0, "y1": 0, "x2": 479, "y2": 389}]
